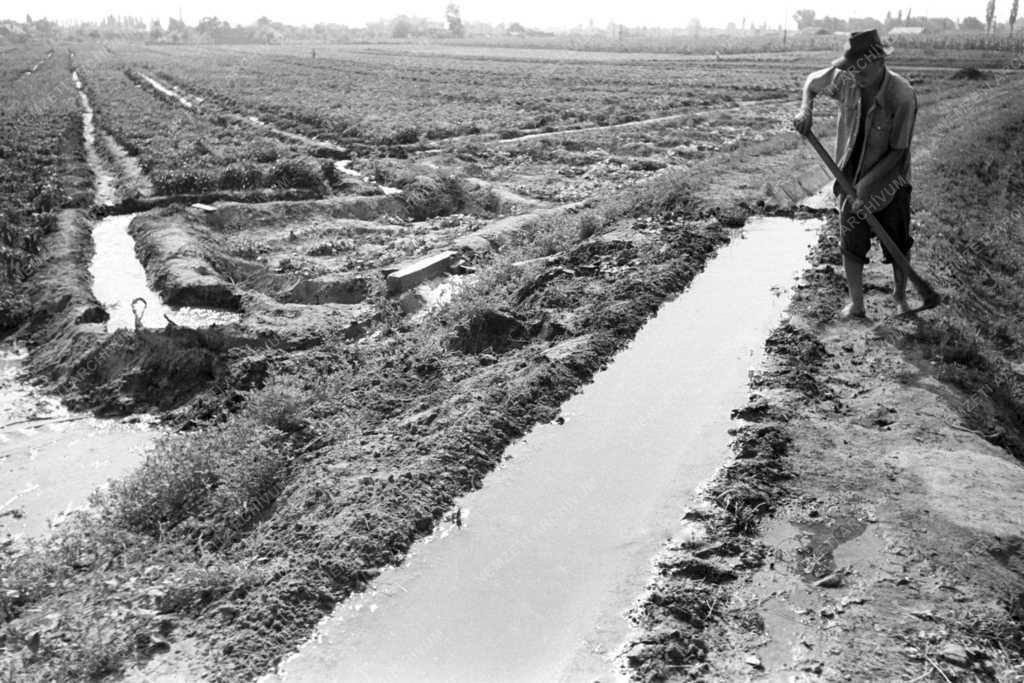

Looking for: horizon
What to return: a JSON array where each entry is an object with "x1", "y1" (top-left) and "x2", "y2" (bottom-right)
[{"x1": 0, "y1": 0, "x2": 1006, "y2": 32}]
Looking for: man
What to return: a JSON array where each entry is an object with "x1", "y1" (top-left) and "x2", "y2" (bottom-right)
[{"x1": 793, "y1": 29, "x2": 918, "y2": 318}]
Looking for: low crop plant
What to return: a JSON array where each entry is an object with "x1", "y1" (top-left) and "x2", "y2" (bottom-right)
[{"x1": 98, "y1": 417, "x2": 289, "y2": 540}]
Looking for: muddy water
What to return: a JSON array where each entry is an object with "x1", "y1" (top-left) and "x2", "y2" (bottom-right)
[
  {"x1": 268, "y1": 216, "x2": 822, "y2": 683},
  {"x1": 139, "y1": 73, "x2": 194, "y2": 108},
  {"x1": 334, "y1": 160, "x2": 403, "y2": 196},
  {"x1": 89, "y1": 214, "x2": 240, "y2": 331},
  {"x1": 72, "y1": 71, "x2": 117, "y2": 207},
  {"x1": 0, "y1": 345, "x2": 154, "y2": 539}
]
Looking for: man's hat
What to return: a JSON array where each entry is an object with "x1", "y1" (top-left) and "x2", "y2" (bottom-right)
[{"x1": 832, "y1": 29, "x2": 894, "y2": 69}]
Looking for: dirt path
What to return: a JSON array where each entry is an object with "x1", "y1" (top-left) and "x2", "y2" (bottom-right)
[{"x1": 627, "y1": 229, "x2": 1024, "y2": 682}]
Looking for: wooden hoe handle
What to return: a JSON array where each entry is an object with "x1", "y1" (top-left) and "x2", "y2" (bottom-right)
[{"x1": 801, "y1": 131, "x2": 941, "y2": 310}]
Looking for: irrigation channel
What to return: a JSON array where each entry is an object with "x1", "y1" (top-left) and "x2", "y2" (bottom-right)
[
  {"x1": 1, "y1": 210, "x2": 240, "y2": 539},
  {"x1": 0, "y1": 345, "x2": 153, "y2": 539},
  {"x1": 266, "y1": 215, "x2": 822, "y2": 683},
  {"x1": 0, "y1": 71, "x2": 242, "y2": 542}
]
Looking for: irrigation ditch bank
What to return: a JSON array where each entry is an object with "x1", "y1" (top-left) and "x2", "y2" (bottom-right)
[
  {"x1": 263, "y1": 216, "x2": 820, "y2": 682},
  {"x1": 1, "y1": 166, "x2": 759, "y2": 680},
  {"x1": 623, "y1": 79, "x2": 1024, "y2": 681}
]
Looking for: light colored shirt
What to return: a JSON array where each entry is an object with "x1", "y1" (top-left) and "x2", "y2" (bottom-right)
[{"x1": 805, "y1": 66, "x2": 917, "y2": 208}]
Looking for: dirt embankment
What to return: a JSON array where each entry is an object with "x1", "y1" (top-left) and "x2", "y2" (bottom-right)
[
  {"x1": 128, "y1": 209, "x2": 241, "y2": 310},
  {"x1": 623, "y1": 78, "x2": 1024, "y2": 681},
  {"x1": 22, "y1": 210, "x2": 108, "y2": 331},
  {"x1": 18, "y1": 210, "x2": 259, "y2": 416}
]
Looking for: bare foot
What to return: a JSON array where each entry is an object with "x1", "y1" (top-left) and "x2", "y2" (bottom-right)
[
  {"x1": 840, "y1": 302, "x2": 867, "y2": 319},
  {"x1": 893, "y1": 295, "x2": 912, "y2": 314}
]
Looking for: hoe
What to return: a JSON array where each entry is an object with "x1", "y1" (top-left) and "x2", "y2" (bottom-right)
[{"x1": 802, "y1": 130, "x2": 942, "y2": 316}]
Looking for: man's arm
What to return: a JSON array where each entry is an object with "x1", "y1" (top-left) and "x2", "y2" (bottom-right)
[
  {"x1": 854, "y1": 92, "x2": 917, "y2": 207},
  {"x1": 794, "y1": 67, "x2": 844, "y2": 134},
  {"x1": 855, "y1": 149, "x2": 907, "y2": 207}
]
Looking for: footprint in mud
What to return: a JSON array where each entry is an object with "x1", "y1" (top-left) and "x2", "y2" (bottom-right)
[
  {"x1": 854, "y1": 404, "x2": 897, "y2": 428},
  {"x1": 790, "y1": 516, "x2": 868, "y2": 583}
]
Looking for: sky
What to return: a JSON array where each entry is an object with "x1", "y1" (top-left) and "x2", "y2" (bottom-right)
[{"x1": 2, "y1": 0, "x2": 995, "y2": 30}]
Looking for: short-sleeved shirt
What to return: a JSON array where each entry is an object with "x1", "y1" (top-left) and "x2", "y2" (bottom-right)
[{"x1": 810, "y1": 66, "x2": 917, "y2": 209}]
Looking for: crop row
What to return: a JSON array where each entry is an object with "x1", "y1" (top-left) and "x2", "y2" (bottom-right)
[
  {"x1": 0, "y1": 44, "x2": 54, "y2": 85},
  {"x1": 0, "y1": 49, "x2": 91, "y2": 327},
  {"x1": 71, "y1": 46, "x2": 341, "y2": 196},
  {"x1": 115, "y1": 44, "x2": 805, "y2": 146}
]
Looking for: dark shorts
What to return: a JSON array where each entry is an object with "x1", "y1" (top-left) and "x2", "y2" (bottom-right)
[{"x1": 839, "y1": 186, "x2": 913, "y2": 265}]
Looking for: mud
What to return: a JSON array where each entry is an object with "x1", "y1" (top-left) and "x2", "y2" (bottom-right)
[
  {"x1": 624, "y1": 227, "x2": 1024, "y2": 682},
  {"x1": 127, "y1": 210, "x2": 241, "y2": 311},
  {"x1": 127, "y1": 206, "x2": 378, "y2": 310},
  {"x1": 0, "y1": 344, "x2": 155, "y2": 539},
  {"x1": 334, "y1": 160, "x2": 402, "y2": 196},
  {"x1": 623, "y1": 78, "x2": 1024, "y2": 681},
  {"x1": 17, "y1": 211, "x2": 246, "y2": 415}
]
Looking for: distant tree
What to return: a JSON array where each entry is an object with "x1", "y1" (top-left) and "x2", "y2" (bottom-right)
[
  {"x1": 507, "y1": 21, "x2": 525, "y2": 34},
  {"x1": 197, "y1": 16, "x2": 229, "y2": 35},
  {"x1": 924, "y1": 17, "x2": 956, "y2": 31},
  {"x1": 391, "y1": 15, "x2": 412, "y2": 38},
  {"x1": 885, "y1": 10, "x2": 894, "y2": 28},
  {"x1": 897, "y1": 9, "x2": 903, "y2": 23},
  {"x1": 793, "y1": 9, "x2": 816, "y2": 29},
  {"x1": 1011, "y1": 0, "x2": 1019, "y2": 35},
  {"x1": 445, "y1": 3, "x2": 464, "y2": 37},
  {"x1": 150, "y1": 19, "x2": 163, "y2": 39},
  {"x1": 819, "y1": 15, "x2": 847, "y2": 31},
  {"x1": 986, "y1": 0, "x2": 997, "y2": 33},
  {"x1": 849, "y1": 16, "x2": 884, "y2": 30},
  {"x1": 688, "y1": 17, "x2": 702, "y2": 36},
  {"x1": 961, "y1": 15, "x2": 986, "y2": 29}
]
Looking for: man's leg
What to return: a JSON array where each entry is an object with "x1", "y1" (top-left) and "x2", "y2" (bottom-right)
[
  {"x1": 842, "y1": 253, "x2": 867, "y2": 318},
  {"x1": 892, "y1": 260, "x2": 910, "y2": 313},
  {"x1": 876, "y1": 187, "x2": 914, "y2": 314},
  {"x1": 839, "y1": 198, "x2": 869, "y2": 319}
]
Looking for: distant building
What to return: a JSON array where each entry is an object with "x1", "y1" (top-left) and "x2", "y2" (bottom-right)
[{"x1": 888, "y1": 26, "x2": 925, "y2": 35}]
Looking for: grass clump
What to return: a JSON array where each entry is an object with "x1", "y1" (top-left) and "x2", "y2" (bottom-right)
[
  {"x1": 98, "y1": 417, "x2": 287, "y2": 540},
  {"x1": 97, "y1": 376, "x2": 322, "y2": 544},
  {"x1": 401, "y1": 173, "x2": 468, "y2": 219}
]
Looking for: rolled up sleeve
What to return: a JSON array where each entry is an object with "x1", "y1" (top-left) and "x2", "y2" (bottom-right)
[
  {"x1": 890, "y1": 92, "x2": 917, "y2": 149},
  {"x1": 805, "y1": 66, "x2": 845, "y2": 101}
]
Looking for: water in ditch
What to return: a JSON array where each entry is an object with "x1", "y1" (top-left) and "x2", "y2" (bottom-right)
[
  {"x1": 89, "y1": 214, "x2": 241, "y2": 332},
  {"x1": 72, "y1": 70, "x2": 117, "y2": 207},
  {"x1": 266, "y1": 216, "x2": 822, "y2": 683},
  {"x1": 335, "y1": 160, "x2": 403, "y2": 195},
  {"x1": 0, "y1": 343, "x2": 155, "y2": 539}
]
